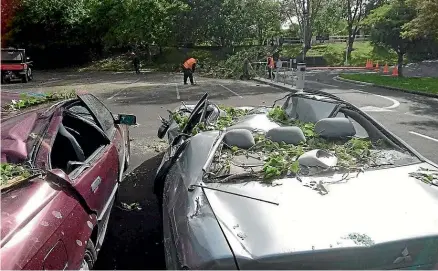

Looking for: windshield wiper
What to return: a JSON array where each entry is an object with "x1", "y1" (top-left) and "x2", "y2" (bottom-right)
[{"x1": 188, "y1": 183, "x2": 279, "y2": 205}]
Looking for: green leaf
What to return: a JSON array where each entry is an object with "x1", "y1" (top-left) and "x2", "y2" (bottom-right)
[{"x1": 289, "y1": 161, "x2": 300, "y2": 174}]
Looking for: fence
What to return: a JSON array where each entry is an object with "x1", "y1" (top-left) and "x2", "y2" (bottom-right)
[
  {"x1": 274, "y1": 35, "x2": 371, "y2": 46},
  {"x1": 251, "y1": 60, "x2": 295, "y2": 86}
]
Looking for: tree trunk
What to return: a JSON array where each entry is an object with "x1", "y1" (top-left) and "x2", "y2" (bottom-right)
[
  {"x1": 145, "y1": 43, "x2": 152, "y2": 63},
  {"x1": 397, "y1": 52, "x2": 404, "y2": 77},
  {"x1": 346, "y1": 32, "x2": 354, "y2": 63}
]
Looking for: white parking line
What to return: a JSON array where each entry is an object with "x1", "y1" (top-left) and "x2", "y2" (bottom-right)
[
  {"x1": 107, "y1": 79, "x2": 140, "y2": 100},
  {"x1": 308, "y1": 79, "x2": 400, "y2": 110},
  {"x1": 219, "y1": 84, "x2": 242, "y2": 98},
  {"x1": 409, "y1": 131, "x2": 438, "y2": 143},
  {"x1": 175, "y1": 83, "x2": 180, "y2": 100}
]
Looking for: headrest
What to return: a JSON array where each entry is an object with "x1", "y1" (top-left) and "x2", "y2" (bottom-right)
[
  {"x1": 223, "y1": 129, "x2": 255, "y2": 149},
  {"x1": 266, "y1": 126, "x2": 306, "y2": 145},
  {"x1": 314, "y1": 118, "x2": 356, "y2": 138}
]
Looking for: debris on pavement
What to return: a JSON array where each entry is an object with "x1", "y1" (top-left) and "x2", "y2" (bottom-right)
[
  {"x1": 133, "y1": 138, "x2": 168, "y2": 153},
  {"x1": 117, "y1": 202, "x2": 142, "y2": 211}
]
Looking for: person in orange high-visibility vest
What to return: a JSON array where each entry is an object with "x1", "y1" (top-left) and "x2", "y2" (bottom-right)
[
  {"x1": 182, "y1": 57, "x2": 197, "y2": 85},
  {"x1": 267, "y1": 56, "x2": 275, "y2": 80}
]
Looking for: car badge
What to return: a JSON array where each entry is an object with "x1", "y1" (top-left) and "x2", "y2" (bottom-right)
[{"x1": 393, "y1": 247, "x2": 412, "y2": 264}]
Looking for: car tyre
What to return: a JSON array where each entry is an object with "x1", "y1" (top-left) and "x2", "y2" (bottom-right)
[
  {"x1": 28, "y1": 68, "x2": 33, "y2": 81},
  {"x1": 80, "y1": 239, "x2": 97, "y2": 270},
  {"x1": 22, "y1": 71, "x2": 29, "y2": 83}
]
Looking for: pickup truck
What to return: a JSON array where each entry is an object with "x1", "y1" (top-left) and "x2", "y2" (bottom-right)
[{"x1": 1, "y1": 48, "x2": 33, "y2": 83}]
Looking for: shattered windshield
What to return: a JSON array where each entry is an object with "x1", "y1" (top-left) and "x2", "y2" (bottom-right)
[{"x1": 189, "y1": 95, "x2": 422, "y2": 186}]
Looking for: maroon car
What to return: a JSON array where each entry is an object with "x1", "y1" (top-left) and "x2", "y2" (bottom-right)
[{"x1": 1, "y1": 93, "x2": 137, "y2": 270}]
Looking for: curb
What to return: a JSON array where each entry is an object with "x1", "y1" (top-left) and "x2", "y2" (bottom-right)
[
  {"x1": 335, "y1": 75, "x2": 438, "y2": 99},
  {"x1": 306, "y1": 67, "x2": 368, "y2": 71},
  {"x1": 253, "y1": 77, "x2": 298, "y2": 93}
]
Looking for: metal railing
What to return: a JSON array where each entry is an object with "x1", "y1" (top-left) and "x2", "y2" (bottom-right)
[{"x1": 251, "y1": 60, "x2": 296, "y2": 86}]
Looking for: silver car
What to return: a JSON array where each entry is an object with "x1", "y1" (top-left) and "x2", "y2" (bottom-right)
[{"x1": 154, "y1": 92, "x2": 438, "y2": 270}]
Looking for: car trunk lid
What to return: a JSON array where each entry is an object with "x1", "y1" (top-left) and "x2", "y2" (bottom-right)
[{"x1": 202, "y1": 162, "x2": 438, "y2": 269}]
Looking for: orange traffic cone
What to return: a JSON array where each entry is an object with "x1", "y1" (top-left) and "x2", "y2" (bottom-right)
[
  {"x1": 392, "y1": 65, "x2": 399, "y2": 77},
  {"x1": 366, "y1": 59, "x2": 373, "y2": 70},
  {"x1": 383, "y1": 63, "x2": 389, "y2": 74},
  {"x1": 375, "y1": 61, "x2": 379, "y2": 71},
  {"x1": 365, "y1": 59, "x2": 370, "y2": 69}
]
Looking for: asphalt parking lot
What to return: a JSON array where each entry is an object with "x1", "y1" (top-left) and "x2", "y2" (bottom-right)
[{"x1": 2, "y1": 70, "x2": 438, "y2": 269}]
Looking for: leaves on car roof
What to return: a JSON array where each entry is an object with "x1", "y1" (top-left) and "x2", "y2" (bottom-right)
[{"x1": 171, "y1": 104, "x2": 418, "y2": 192}]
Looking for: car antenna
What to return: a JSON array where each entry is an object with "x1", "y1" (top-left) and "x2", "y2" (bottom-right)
[{"x1": 188, "y1": 184, "x2": 279, "y2": 206}]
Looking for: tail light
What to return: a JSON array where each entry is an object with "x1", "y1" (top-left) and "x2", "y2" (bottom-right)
[{"x1": 23, "y1": 63, "x2": 27, "y2": 69}]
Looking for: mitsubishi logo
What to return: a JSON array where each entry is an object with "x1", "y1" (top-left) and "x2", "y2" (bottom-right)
[{"x1": 393, "y1": 247, "x2": 412, "y2": 264}]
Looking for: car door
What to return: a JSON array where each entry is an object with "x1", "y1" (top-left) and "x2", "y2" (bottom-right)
[
  {"x1": 77, "y1": 93, "x2": 126, "y2": 171},
  {"x1": 67, "y1": 95, "x2": 120, "y2": 219}
]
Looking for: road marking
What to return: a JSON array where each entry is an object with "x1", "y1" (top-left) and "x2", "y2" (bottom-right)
[
  {"x1": 368, "y1": 93, "x2": 400, "y2": 109},
  {"x1": 409, "y1": 131, "x2": 438, "y2": 143},
  {"x1": 308, "y1": 79, "x2": 400, "y2": 110},
  {"x1": 360, "y1": 106, "x2": 393, "y2": 112},
  {"x1": 219, "y1": 84, "x2": 242, "y2": 98},
  {"x1": 175, "y1": 83, "x2": 180, "y2": 99},
  {"x1": 332, "y1": 76, "x2": 370, "y2": 86},
  {"x1": 107, "y1": 79, "x2": 140, "y2": 100}
]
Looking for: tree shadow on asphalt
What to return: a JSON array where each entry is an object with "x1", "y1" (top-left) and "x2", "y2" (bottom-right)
[
  {"x1": 398, "y1": 120, "x2": 438, "y2": 132},
  {"x1": 108, "y1": 84, "x2": 281, "y2": 106},
  {"x1": 95, "y1": 153, "x2": 165, "y2": 270},
  {"x1": 1, "y1": 71, "x2": 177, "y2": 90}
]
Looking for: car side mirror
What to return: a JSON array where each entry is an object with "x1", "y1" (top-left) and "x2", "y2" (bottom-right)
[
  {"x1": 45, "y1": 169, "x2": 73, "y2": 188},
  {"x1": 115, "y1": 114, "x2": 137, "y2": 125}
]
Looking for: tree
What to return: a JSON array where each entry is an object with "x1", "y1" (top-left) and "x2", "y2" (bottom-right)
[
  {"x1": 342, "y1": 0, "x2": 388, "y2": 64},
  {"x1": 362, "y1": 0, "x2": 416, "y2": 77},
  {"x1": 402, "y1": 0, "x2": 438, "y2": 41},
  {"x1": 313, "y1": 0, "x2": 345, "y2": 36},
  {"x1": 1, "y1": 0, "x2": 22, "y2": 47},
  {"x1": 245, "y1": 0, "x2": 282, "y2": 46},
  {"x1": 281, "y1": 0, "x2": 326, "y2": 56}
]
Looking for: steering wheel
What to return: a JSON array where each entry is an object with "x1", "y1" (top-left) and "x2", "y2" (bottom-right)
[{"x1": 181, "y1": 92, "x2": 209, "y2": 134}]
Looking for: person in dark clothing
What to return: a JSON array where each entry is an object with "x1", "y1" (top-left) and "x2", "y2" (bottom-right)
[
  {"x1": 182, "y1": 57, "x2": 197, "y2": 85},
  {"x1": 240, "y1": 57, "x2": 252, "y2": 80},
  {"x1": 132, "y1": 52, "x2": 140, "y2": 74}
]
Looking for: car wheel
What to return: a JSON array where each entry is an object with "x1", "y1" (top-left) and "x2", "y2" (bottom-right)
[
  {"x1": 28, "y1": 68, "x2": 33, "y2": 81},
  {"x1": 79, "y1": 239, "x2": 97, "y2": 270},
  {"x1": 22, "y1": 72, "x2": 29, "y2": 83}
]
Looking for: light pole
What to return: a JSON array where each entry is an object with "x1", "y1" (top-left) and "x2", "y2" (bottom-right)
[
  {"x1": 302, "y1": 10, "x2": 308, "y2": 62},
  {"x1": 345, "y1": 44, "x2": 348, "y2": 66}
]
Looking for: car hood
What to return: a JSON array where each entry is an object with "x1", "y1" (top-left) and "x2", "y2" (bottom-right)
[
  {"x1": 1, "y1": 179, "x2": 57, "y2": 245},
  {"x1": 1, "y1": 105, "x2": 57, "y2": 164},
  {"x1": 201, "y1": 162, "x2": 438, "y2": 269}
]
